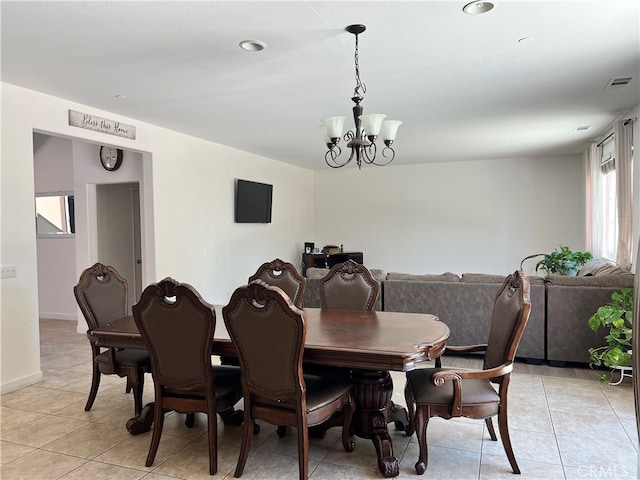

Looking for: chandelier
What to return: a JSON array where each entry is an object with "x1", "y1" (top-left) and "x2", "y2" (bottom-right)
[{"x1": 322, "y1": 24, "x2": 402, "y2": 169}]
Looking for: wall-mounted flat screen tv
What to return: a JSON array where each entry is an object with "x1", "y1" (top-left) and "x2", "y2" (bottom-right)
[{"x1": 235, "y1": 179, "x2": 273, "y2": 223}]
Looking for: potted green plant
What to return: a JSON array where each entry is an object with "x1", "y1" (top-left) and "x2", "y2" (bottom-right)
[
  {"x1": 587, "y1": 288, "x2": 633, "y2": 382},
  {"x1": 520, "y1": 245, "x2": 593, "y2": 276}
]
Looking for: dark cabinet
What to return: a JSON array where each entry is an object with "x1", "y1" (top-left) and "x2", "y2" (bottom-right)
[{"x1": 302, "y1": 252, "x2": 363, "y2": 275}]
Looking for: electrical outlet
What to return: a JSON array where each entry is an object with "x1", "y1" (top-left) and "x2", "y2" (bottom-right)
[{"x1": 0, "y1": 265, "x2": 17, "y2": 279}]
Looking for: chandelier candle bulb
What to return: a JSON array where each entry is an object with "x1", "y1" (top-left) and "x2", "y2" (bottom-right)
[
  {"x1": 380, "y1": 120, "x2": 403, "y2": 142},
  {"x1": 359, "y1": 114, "x2": 387, "y2": 139},
  {"x1": 323, "y1": 116, "x2": 346, "y2": 142}
]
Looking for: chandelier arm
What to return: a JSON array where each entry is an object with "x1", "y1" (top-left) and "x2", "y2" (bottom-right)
[
  {"x1": 372, "y1": 146, "x2": 396, "y2": 166},
  {"x1": 325, "y1": 145, "x2": 345, "y2": 167},
  {"x1": 361, "y1": 142, "x2": 377, "y2": 164},
  {"x1": 344, "y1": 129, "x2": 356, "y2": 142}
]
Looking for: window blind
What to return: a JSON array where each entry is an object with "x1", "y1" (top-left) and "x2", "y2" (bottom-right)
[{"x1": 600, "y1": 135, "x2": 615, "y2": 174}]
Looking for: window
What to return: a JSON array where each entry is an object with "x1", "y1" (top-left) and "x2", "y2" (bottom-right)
[
  {"x1": 587, "y1": 120, "x2": 634, "y2": 268},
  {"x1": 35, "y1": 193, "x2": 75, "y2": 236}
]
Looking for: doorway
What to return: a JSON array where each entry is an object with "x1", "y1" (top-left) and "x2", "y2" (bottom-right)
[
  {"x1": 96, "y1": 183, "x2": 142, "y2": 306},
  {"x1": 34, "y1": 134, "x2": 147, "y2": 323}
]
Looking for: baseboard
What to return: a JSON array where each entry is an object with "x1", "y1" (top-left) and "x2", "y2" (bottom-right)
[
  {"x1": 39, "y1": 312, "x2": 77, "y2": 321},
  {"x1": 0, "y1": 371, "x2": 43, "y2": 394}
]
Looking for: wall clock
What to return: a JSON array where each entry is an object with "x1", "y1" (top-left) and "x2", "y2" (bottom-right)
[{"x1": 99, "y1": 146, "x2": 123, "y2": 171}]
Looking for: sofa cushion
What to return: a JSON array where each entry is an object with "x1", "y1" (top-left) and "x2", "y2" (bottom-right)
[
  {"x1": 386, "y1": 272, "x2": 460, "y2": 282},
  {"x1": 545, "y1": 273, "x2": 634, "y2": 287},
  {"x1": 461, "y1": 273, "x2": 506, "y2": 284},
  {"x1": 520, "y1": 275, "x2": 545, "y2": 285}
]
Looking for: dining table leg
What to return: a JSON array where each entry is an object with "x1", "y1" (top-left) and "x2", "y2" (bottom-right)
[{"x1": 351, "y1": 369, "x2": 400, "y2": 478}]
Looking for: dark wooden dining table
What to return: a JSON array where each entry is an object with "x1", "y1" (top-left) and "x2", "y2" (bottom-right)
[{"x1": 89, "y1": 307, "x2": 449, "y2": 478}]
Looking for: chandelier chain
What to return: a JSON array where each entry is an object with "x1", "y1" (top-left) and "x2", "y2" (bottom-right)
[{"x1": 353, "y1": 33, "x2": 366, "y2": 99}]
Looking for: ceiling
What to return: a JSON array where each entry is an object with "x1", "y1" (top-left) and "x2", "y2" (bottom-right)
[{"x1": 2, "y1": 1, "x2": 639, "y2": 171}]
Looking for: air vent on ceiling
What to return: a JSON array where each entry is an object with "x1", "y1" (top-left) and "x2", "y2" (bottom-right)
[
  {"x1": 573, "y1": 126, "x2": 590, "y2": 132},
  {"x1": 606, "y1": 77, "x2": 632, "y2": 88}
]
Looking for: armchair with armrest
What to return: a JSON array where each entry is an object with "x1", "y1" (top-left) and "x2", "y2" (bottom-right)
[{"x1": 404, "y1": 270, "x2": 531, "y2": 475}]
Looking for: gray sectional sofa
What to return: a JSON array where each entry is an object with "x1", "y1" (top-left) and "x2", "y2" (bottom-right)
[{"x1": 302, "y1": 262, "x2": 635, "y2": 366}]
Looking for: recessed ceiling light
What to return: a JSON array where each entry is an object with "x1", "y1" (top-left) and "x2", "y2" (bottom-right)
[
  {"x1": 463, "y1": 1, "x2": 495, "y2": 15},
  {"x1": 115, "y1": 94, "x2": 127, "y2": 99},
  {"x1": 517, "y1": 37, "x2": 534, "y2": 44},
  {"x1": 239, "y1": 40, "x2": 266, "y2": 51},
  {"x1": 573, "y1": 126, "x2": 590, "y2": 132}
]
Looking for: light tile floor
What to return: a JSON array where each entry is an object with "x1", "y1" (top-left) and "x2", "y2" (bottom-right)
[{"x1": 1, "y1": 319, "x2": 639, "y2": 479}]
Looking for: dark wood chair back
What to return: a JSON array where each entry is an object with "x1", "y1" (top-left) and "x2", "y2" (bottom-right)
[
  {"x1": 223, "y1": 280, "x2": 355, "y2": 479},
  {"x1": 74, "y1": 263, "x2": 149, "y2": 416},
  {"x1": 74, "y1": 262, "x2": 128, "y2": 330},
  {"x1": 224, "y1": 280, "x2": 306, "y2": 407},
  {"x1": 484, "y1": 271, "x2": 532, "y2": 373},
  {"x1": 133, "y1": 277, "x2": 242, "y2": 475},
  {"x1": 134, "y1": 278, "x2": 215, "y2": 389},
  {"x1": 248, "y1": 258, "x2": 306, "y2": 307},
  {"x1": 319, "y1": 260, "x2": 380, "y2": 311}
]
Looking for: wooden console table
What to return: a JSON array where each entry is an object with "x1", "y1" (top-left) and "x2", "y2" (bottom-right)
[{"x1": 302, "y1": 251, "x2": 363, "y2": 275}]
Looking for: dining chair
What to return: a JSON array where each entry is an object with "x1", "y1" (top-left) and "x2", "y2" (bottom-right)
[
  {"x1": 248, "y1": 258, "x2": 306, "y2": 307},
  {"x1": 312, "y1": 259, "x2": 380, "y2": 378},
  {"x1": 319, "y1": 259, "x2": 380, "y2": 311},
  {"x1": 221, "y1": 258, "x2": 308, "y2": 368},
  {"x1": 74, "y1": 262, "x2": 150, "y2": 416},
  {"x1": 315, "y1": 260, "x2": 408, "y2": 434},
  {"x1": 132, "y1": 277, "x2": 243, "y2": 475},
  {"x1": 404, "y1": 270, "x2": 531, "y2": 475},
  {"x1": 222, "y1": 280, "x2": 355, "y2": 480}
]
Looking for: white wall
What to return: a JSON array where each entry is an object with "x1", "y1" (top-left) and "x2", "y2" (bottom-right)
[
  {"x1": 1, "y1": 82, "x2": 314, "y2": 393},
  {"x1": 314, "y1": 155, "x2": 586, "y2": 276},
  {"x1": 142, "y1": 126, "x2": 315, "y2": 304}
]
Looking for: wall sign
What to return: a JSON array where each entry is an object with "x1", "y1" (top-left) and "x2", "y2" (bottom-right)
[{"x1": 68, "y1": 110, "x2": 136, "y2": 140}]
